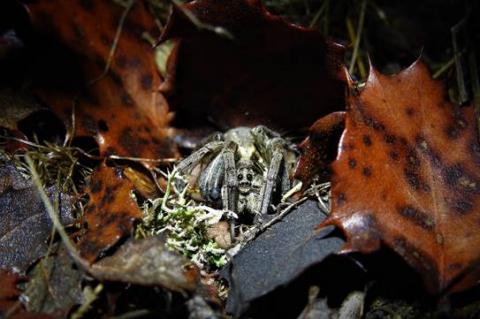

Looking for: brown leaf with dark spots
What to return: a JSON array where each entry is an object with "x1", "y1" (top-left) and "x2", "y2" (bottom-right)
[
  {"x1": 78, "y1": 164, "x2": 142, "y2": 262},
  {"x1": 90, "y1": 236, "x2": 199, "y2": 293},
  {"x1": 294, "y1": 111, "x2": 346, "y2": 189},
  {"x1": 27, "y1": 0, "x2": 178, "y2": 167},
  {"x1": 323, "y1": 60, "x2": 480, "y2": 294},
  {"x1": 0, "y1": 165, "x2": 74, "y2": 273},
  {"x1": 160, "y1": 0, "x2": 346, "y2": 131}
]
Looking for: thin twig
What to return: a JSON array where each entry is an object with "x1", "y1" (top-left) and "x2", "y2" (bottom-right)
[
  {"x1": 433, "y1": 54, "x2": 460, "y2": 79},
  {"x1": 65, "y1": 96, "x2": 78, "y2": 147},
  {"x1": 227, "y1": 197, "x2": 309, "y2": 256},
  {"x1": 261, "y1": 197, "x2": 308, "y2": 232},
  {"x1": 309, "y1": 0, "x2": 329, "y2": 28},
  {"x1": 70, "y1": 284, "x2": 104, "y2": 319},
  {"x1": 323, "y1": 0, "x2": 330, "y2": 35},
  {"x1": 346, "y1": 17, "x2": 366, "y2": 78},
  {"x1": 108, "y1": 154, "x2": 178, "y2": 163},
  {"x1": 451, "y1": 19, "x2": 469, "y2": 104}
]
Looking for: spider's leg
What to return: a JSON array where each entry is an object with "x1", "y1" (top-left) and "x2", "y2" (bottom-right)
[
  {"x1": 259, "y1": 138, "x2": 285, "y2": 216},
  {"x1": 279, "y1": 159, "x2": 291, "y2": 195},
  {"x1": 176, "y1": 141, "x2": 224, "y2": 173},
  {"x1": 221, "y1": 141, "x2": 238, "y2": 238},
  {"x1": 176, "y1": 141, "x2": 224, "y2": 197}
]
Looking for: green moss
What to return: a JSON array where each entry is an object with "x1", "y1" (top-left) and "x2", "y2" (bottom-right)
[{"x1": 137, "y1": 169, "x2": 229, "y2": 270}]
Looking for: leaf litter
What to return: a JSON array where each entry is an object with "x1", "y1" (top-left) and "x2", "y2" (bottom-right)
[
  {"x1": 22, "y1": 244, "x2": 84, "y2": 316},
  {"x1": 0, "y1": 1, "x2": 478, "y2": 317},
  {"x1": 0, "y1": 163, "x2": 74, "y2": 273}
]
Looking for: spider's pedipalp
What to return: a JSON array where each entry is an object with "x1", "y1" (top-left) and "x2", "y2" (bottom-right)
[{"x1": 199, "y1": 154, "x2": 225, "y2": 201}]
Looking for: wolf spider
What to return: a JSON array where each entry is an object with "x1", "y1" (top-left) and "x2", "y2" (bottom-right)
[{"x1": 176, "y1": 126, "x2": 297, "y2": 236}]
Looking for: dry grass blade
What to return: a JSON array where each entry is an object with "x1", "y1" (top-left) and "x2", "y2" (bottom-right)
[
  {"x1": 26, "y1": 155, "x2": 88, "y2": 270},
  {"x1": 88, "y1": 0, "x2": 134, "y2": 85},
  {"x1": 2, "y1": 137, "x2": 94, "y2": 194},
  {"x1": 348, "y1": 0, "x2": 367, "y2": 78}
]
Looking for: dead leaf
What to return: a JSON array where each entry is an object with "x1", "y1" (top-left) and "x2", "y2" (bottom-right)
[
  {"x1": 223, "y1": 200, "x2": 344, "y2": 316},
  {"x1": 0, "y1": 88, "x2": 44, "y2": 131},
  {"x1": 0, "y1": 164, "x2": 74, "y2": 273},
  {"x1": 206, "y1": 221, "x2": 231, "y2": 249},
  {"x1": 77, "y1": 164, "x2": 142, "y2": 262},
  {"x1": 123, "y1": 167, "x2": 158, "y2": 199},
  {"x1": 27, "y1": 0, "x2": 178, "y2": 167},
  {"x1": 323, "y1": 60, "x2": 480, "y2": 293},
  {"x1": 0, "y1": 270, "x2": 23, "y2": 314},
  {"x1": 295, "y1": 111, "x2": 346, "y2": 189},
  {"x1": 22, "y1": 244, "x2": 83, "y2": 316},
  {"x1": 160, "y1": 0, "x2": 346, "y2": 131},
  {"x1": 89, "y1": 236, "x2": 199, "y2": 293},
  {"x1": 0, "y1": 270, "x2": 53, "y2": 319}
]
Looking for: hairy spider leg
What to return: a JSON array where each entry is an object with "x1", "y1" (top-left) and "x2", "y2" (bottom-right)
[
  {"x1": 221, "y1": 141, "x2": 238, "y2": 238},
  {"x1": 175, "y1": 140, "x2": 224, "y2": 173},
  {"x1": 258, "y1": 138, "x2": 290, "y2": 217},
  {"x1": 279, "y1": 152, "x2": 291, "y2": 195},
  {"x1": 175, "y1": 140, "x2": 224, "y2": 197}
]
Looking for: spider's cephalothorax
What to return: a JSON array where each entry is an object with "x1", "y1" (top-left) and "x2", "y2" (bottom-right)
[{"x1": 177, "y1": 126, "x2": 297, "y2": 226}]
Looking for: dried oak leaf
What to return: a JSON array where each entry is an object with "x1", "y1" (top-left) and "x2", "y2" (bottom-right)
[
  {"x1": 323, "y1": 60, "x2": 480, "y2": 294},
  {"x1": 78, "y1": 164, "x2": 142, "y2": 262},
  {"x1": 0, "y1": 165, "x2": 74, "y2": 273},
  {"x1": 160, "y1": 0, "x2": 346, "y2": 131},
  {"x1": 27, "y1": 0, "x2": 178, "y2": 166},
  {"x1": 89, "y1": 236, "x2": 200, "y2": 293}
]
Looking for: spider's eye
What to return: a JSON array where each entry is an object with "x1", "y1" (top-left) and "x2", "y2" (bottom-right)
[
  {"x1": 238, "y1": 174, "x2": 243, "y2": 180},
  {"x1": 247, "y1": 174, "x2": 253, "y2": 181}
]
